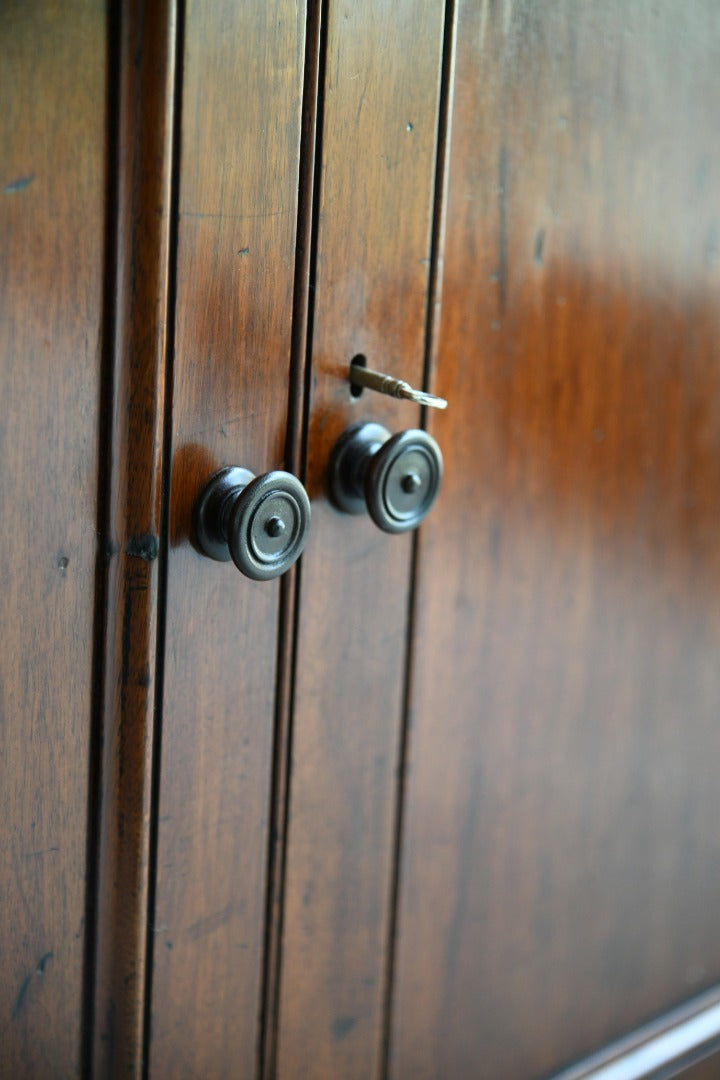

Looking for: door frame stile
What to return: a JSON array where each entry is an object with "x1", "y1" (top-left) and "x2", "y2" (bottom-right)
[
  {"x1": 258, "y1": 2, "x2": 327, "y2": 1075},
  {"x1": 88, "y1": 1, "x2": 180, "y2": 1073}
]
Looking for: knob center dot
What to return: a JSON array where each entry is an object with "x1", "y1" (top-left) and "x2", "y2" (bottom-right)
[
  {"x1": 401, "y1": 472, "x2": 422, "y2": 494},
  {"x1": 265, "y1": 515, "x2": 286, "y2": 538}
]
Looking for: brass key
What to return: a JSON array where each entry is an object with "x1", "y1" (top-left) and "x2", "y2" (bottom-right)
[{"x1": 349, "y1": 363, "x2": 448, "y2": 410}]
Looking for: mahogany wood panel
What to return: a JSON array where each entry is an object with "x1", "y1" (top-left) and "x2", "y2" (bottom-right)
[
  {"x1": 147, "y1": 3, "x2": 307, "y2": 1075},
  {"x1": 275, "y1": 3, "x2": 447, "y2": 1076},
  {"x1": 390, "y1": 3, "x2": 720, "y2": 1078},
  {"x1": 0, "y1": 3, "x2": 105, "y2": 1074},
  {"x1": 91, "y1": 2, "x2": 177, "y2": 1075}
]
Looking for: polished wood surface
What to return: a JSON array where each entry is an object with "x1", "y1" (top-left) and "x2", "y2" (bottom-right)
[
  {"x1": 147, "y1": 2, "x2": 307, "y2": 1074},
  {"x1": 90, "y1": 2, "x2": 177, "y2": 1075},
  {"x1": 389, "y1": 3, "x2": 720, "y2": 1077},
  {"x1": 0, "y1": 3, "x2": 105, "y2": 1074},
  {"x1": 4, "y1": 4, "x2": 720, "y2": 1076},
  {"x1": 275, "y1": 3, "x2": 447, "y2": 1076}
]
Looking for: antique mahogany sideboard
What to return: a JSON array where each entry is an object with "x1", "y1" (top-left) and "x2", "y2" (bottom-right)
[{"x1": 2, "y1": 2, "x2": 720, "y2": 1077}]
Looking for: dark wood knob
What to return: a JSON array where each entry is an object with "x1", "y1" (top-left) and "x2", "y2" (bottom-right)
[
  {"x1": 193, "y1": 466, "x2": 311, "y2": 580},
  {"x1": 328, "y1": 421, "x2": 443, "y2": 533}
]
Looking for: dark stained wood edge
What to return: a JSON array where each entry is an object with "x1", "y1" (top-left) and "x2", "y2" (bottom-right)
[
  {"x1": 84, "y1": 1, "x2": 121, "y2": 1069},
  {"x1": 380, "y1": 2, "x2": 458, "y2": 1075},
  {"x1": 142, "y1": 0, "x2": 184, "y2": 1071},
  {"x1": 549, "y1": 985, "x2": 720, "y2": 1080},
  {"x1": 88, "y1": 2, "x2": 178, "y2": 1074},
  {"x1": 142, "y1": 0, "x2": 185, "y2": 1072},
  {"x1": 259, "y1": 2, "x2": 325, "y2": 1075}
]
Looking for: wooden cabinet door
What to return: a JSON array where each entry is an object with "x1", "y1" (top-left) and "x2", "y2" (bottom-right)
[
  {"x1": 1, "y1": 2, "x2": 308, "y2": 1076},
  {"x1": 143, "y1": 3, "x2": 309, "y2": 1077},
  {"x1": 386, "y1": 3, "x2": 720, "y2": 1078},
  {"x1": 4, "y1": 3, "x2": 720, "y2": 1078},
  {"x1": 272, "y1": 3, "x2": 448, "y2": 1076}
]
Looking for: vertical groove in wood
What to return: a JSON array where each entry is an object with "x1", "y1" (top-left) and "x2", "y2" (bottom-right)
[
  {"x1": 90, "y1": 2, "x2": 177, "y2": 1074},
  {"x1": 379, "y1": 3, "x2": 458, "y2": 1075},
  {"x1": 147, "y1": 3, "x2": 308, "y2": 1074},
  {"x1": 142, "y1": 0, "x2": 186, "y2": 1074},
  {"x1": 275, "y1": 3, "x2": 447, "y2": 1075},
  {"x1": 259, "y1": 2, "x2": 325, "y2": 1076}
]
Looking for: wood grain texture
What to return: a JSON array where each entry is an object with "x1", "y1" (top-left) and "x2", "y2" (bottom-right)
[
  {"x1": 90, "y1": 2, "x2": 177, "y2": 1075},
  {"x1": 389, "y1": 3, "x2": 720, "y2": 1078},
  {"x1": 275, "y1": 3, "x2": 447, "y2": 1076},
  {"x1": 147, "y1": 2, "x2": 307, "y2": 1075},
  {"x1": 0, "y1": 2, "x2": 105, "y2": 1074}
]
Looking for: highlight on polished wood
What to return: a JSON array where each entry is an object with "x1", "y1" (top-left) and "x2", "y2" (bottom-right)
[{"x1": 389, "y1": 3, "x2": 720, "y2": 1078}]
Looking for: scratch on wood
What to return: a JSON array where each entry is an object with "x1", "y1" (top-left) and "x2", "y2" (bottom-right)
[
  {"x1": 12, "y1": 952, "x2": 54, "y2": 1019},
  {"x1": 36, "y1": 952, "x2": 53, "y2": 975},
  {"x1": 186, "y1": 904, "x2": 233, "y2": 941},
  {"x1": 12, "y1": 975, "x2": 33, "y2": 1019},
  {"x1": 332, "y1": 1016, "x2": 358, "y2": 1041},
  {"x1": 3, "y1": 174, "x2": 35, "y2": 194}
]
